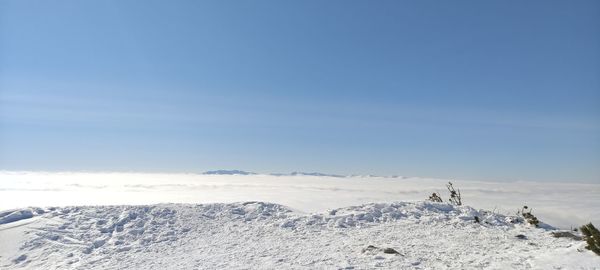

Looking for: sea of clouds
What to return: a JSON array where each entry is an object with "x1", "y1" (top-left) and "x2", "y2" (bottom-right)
[{"x1": 1, "y1": 171, "x2": 598, "y2": 229}]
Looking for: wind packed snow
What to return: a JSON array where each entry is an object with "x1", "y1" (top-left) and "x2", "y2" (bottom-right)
[
  {"x1": 0, "y1": 209, "x2": 34, "y2": 225},
  {"x1": 1, "y1": 202, "x2": 599, "y2": 269}
]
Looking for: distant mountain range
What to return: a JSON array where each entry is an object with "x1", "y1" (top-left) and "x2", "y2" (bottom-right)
[
  {"x1": 202, "y1": 170, "x2": 256, "y2": 175},
  {"x1": 287, "y1": 172, "x2": 345, "y2": 178},
  {"x1": 201, "y1": 170, "x2": 396, "y2": 178}
]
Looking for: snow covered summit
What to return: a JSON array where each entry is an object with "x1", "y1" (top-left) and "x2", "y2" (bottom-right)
[{"x1": 1, "y1": 201, "x2": 598, "y2": 269}]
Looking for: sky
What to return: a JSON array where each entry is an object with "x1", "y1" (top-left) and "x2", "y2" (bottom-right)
[{"x1": 0, "y1": 0, "x2": 599, "y2": 182}]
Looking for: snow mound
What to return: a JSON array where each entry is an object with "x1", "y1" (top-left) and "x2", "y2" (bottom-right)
[
  {"x1": 1, "y1": 202, "x2": 598, "y2": 269},
  {"x1": 0, "y1": 208, "x2": 45, "y2": 224},
  {"x1": 279, "y1": 202, "x2": 520, "y2": 229}
]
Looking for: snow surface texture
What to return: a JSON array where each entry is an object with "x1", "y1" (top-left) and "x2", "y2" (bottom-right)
[
  {"x1": 1, "y1": 201, "x2": 599, "y2": 269},
  {"x1": 1, "y1": 171, "x2": 598, "y2": 229}
]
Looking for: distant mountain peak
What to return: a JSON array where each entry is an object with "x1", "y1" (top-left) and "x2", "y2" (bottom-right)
[{"x1": 202, "y1": 170, "x2": 256, "y2": 175}]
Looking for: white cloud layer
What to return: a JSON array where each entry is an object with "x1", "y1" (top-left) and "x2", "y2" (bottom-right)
[{"x1": 1, "y1": 171, "x2": 598, "y2": 229}]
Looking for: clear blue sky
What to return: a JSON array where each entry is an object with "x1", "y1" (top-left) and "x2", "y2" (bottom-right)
[{"x1": 1, "y1": 0, "x2": 599, "y2": 182}]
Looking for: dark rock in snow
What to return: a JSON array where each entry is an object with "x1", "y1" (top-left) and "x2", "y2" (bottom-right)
[
  {"x1": 363, "y1": 245, "x2": 401, "y2": 256},
  {"x1": 362, "y1": 245, "x2": 378, "y2": 253},
  {"x1": 382, "y1": 248, "x2": 401, "y2": 255},
  {"x1": 515, "y1": 234, "x2": 527, "y2": 240},
  {"x1": 550, "y1": 231, "x2": 583, "y2": 241}
]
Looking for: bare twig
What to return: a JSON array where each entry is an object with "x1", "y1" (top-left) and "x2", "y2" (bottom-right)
[{"x1": 446, "y1": 182, "x2": 462, "y2": 206}]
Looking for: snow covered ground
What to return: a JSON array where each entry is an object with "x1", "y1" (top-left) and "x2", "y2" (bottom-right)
[
  {"x1": 1, "y1": 172, "x2": 599, "y2": 269},
  {"x1": 1, "y1": 202, "x2": 599, "y2": 269}
]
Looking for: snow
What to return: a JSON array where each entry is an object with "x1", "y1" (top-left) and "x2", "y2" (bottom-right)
[
  {"x1": 1, "y1": 202, "x2": 599, "y2": 269},
  {"x1": 0, "y1": 210, "x2": 34, "y2": 225},
  {"x1": 1, "y1": 171, "x2": 599, "y2": 269}
]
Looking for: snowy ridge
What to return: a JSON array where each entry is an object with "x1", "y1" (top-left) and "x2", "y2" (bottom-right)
[
  {"x1": 0, "y1": 209, "x2": 36, "y2": 225},
  {"x1": 202, "y1": 170, "x2": 346, "y2": 177},
  {"x1": 203, "y1": 170, "x2": 350, "y2": 177},
  {"x1": 1, "y1": 201, "x2": 598, "y2": 269},
  {"x1": 202, "y1": 170, "x2": 256, "y2": 175},
  {"x1": 280, "y1": 202, "x2": 530, "y2": 230},
  {"x1": 288, "y1": 172, "x2": 345, "y2": 178}
]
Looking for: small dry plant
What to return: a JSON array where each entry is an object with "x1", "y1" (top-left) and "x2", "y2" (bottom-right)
[{"x1": 581, "y1": 223, "x2": 600, "y2": 256}]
